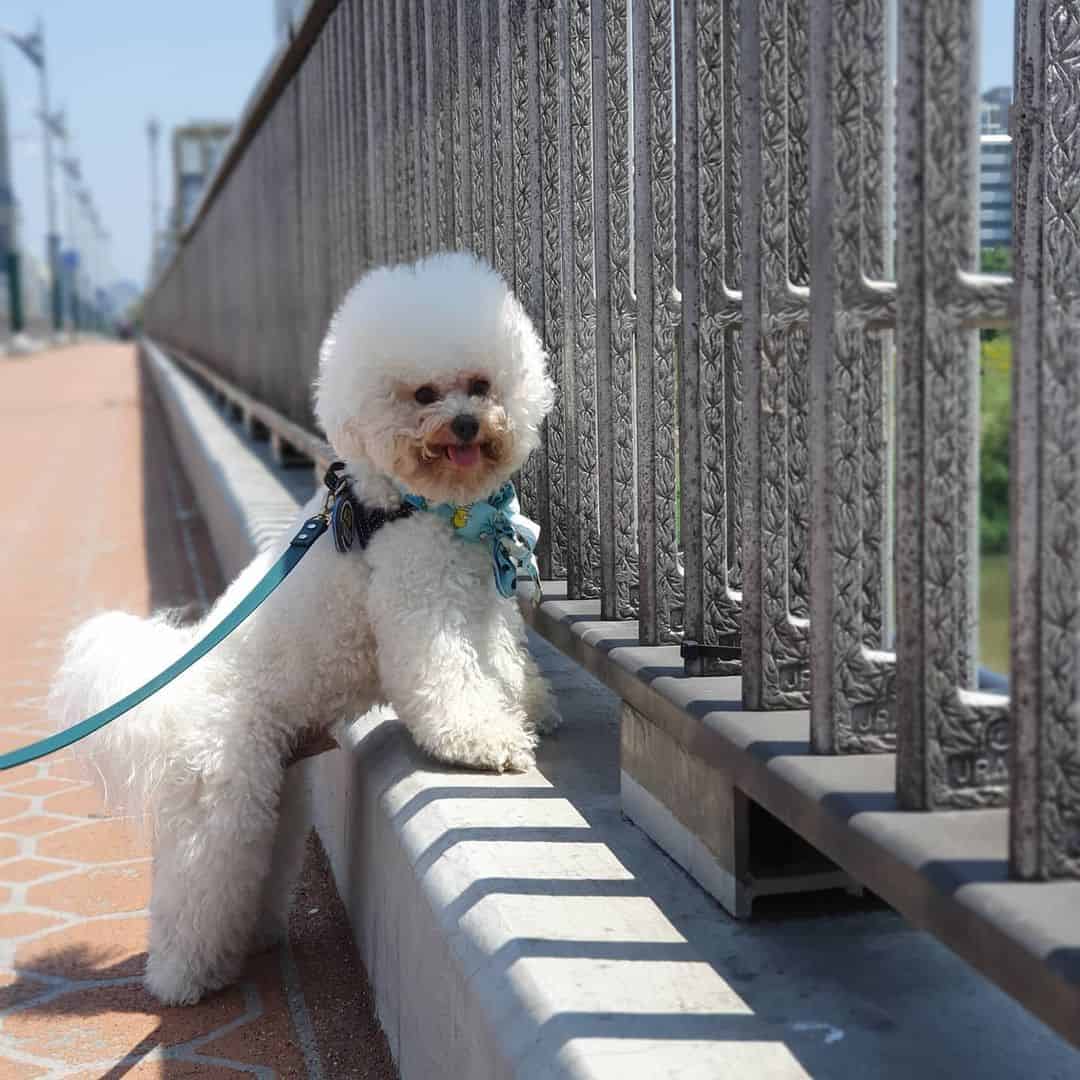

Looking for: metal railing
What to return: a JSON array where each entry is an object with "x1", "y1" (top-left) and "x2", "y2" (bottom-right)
[{"x1": 143, "y1": 0, "x2": 1080, "y2": 883}]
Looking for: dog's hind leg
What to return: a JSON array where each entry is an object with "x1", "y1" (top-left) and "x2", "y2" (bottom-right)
[
  {"x1": 251, "y1": 766, "x2": 310, "y2": 953},
  {"x1": 143, "y1": 756, "x2": 286, "y2": 1005}
]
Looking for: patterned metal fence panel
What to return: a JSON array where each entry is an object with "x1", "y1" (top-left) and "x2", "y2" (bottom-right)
[
  {"x1": 143, "y1": 0, "x2": 1080, "y2": 879},
  {"x1": 807, "y1": 0, "x2": 895, "y2": 755},
  {"x1": 593, "y1": 1, "x2": 638, "y2": 620},
  {"x1": 894, "y1": 0, "x2": 1012, "y2": 811},
  {"x1": 677, "y1": 0, "x2": 743, "y2": 675},
  {"x1": 1010, "y1": 0, "x2": 1080, "y2": 880},
  {"x1": 739, "y1": 0, "x2": 812, "y2": 709}
]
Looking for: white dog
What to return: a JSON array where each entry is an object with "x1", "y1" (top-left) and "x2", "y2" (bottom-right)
[{"x1": 50, "y1": 251, "x2": 559, "y2": 1005}]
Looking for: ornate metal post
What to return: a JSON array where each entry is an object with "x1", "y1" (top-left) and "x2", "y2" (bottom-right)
[
  {"x1": 1010, "y1": 0, "x2": 1080, "y2": 878},
  {"x1": 894, "y1": 0, "x2": 1012, "y2": 808},
  {"x1": 807, "y1": 0, "x2": 896, "y2": 752}
]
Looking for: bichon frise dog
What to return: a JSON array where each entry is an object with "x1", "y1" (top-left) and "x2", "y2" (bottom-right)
[{"x1": 50, "y1": 251, "x2": 559, "y2": 1005}]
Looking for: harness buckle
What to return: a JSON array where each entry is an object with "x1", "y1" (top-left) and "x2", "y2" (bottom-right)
[{"x1": 322, "y1": 460, "x2": 350, "y2": 524}]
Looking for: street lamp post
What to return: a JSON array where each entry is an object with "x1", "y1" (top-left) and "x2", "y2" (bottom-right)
[
  {"x1": 75, "y1": 185, "x2": 94, "y2": 330},
  {"x1": 58, "y1": 150, "x2": 79, "y2": 331},
  {"x1": 97, "y1": 223, "x2": 111, "y2": 331},
  {"x1": 0, "y1": 54, "x2": 23, "y2": 336},
  {"x1": 147, "y1": 117, "x2": 160, "y2": 282},
  {"x1": 4, "y1": 21, "x2": 62, "y2": 334}
]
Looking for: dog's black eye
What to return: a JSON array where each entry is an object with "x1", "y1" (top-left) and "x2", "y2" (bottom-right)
[
  {"x1": 414, "y1": 385, "x2": 439, "y2": 405},
  {"x1": 468, "y1": 378, "x2": 491, "y2": 398}
]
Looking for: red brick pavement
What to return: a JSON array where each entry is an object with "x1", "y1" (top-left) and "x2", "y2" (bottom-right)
[{"x1": 0, "y1": 345, "x2": 396, "y2": 1078}]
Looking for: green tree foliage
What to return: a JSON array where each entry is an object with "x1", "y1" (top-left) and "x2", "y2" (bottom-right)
[
  {"x1": 974, "y1": 247, "x2": 1013, "y2": 551},
  {"x1": 980, "y1": 246, "x2": 1013, "y2": 273},
  {"x1": 980, "y1": 334, "x2": 1011, "y2": 553}
]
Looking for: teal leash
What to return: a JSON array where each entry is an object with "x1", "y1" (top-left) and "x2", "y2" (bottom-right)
[
  {"x1": 2, "y1": 460, "x2": 532, "y2": 772},
  {"x1": 0, "y1": 513, "x2": 329, "y2": 772}
]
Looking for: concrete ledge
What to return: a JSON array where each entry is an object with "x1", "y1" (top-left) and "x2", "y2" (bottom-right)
[
  {"x1": 520, "y1": 585, "x2": 1080, "y2": 1051},
  {"x1": 144, "y1": 340, "x2": 314, "y2": 578},
  {"x1": 142, "y1": 338, "x2": 1080, "y2": 1078},
  {"x1": 620, "y1": 703, "x2": 856, "y2": 919}
]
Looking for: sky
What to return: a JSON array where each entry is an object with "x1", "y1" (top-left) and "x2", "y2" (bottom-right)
[
  {"x1": 2, "y1": 1, "x2": 274, "y2": 290},
  {"x1": 1, "y1": 0, "x2": 1017, "y2": 292}
]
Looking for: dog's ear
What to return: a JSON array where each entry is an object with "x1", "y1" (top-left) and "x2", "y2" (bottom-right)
[
  {"x1": 313, "y1": 265, "x2": 400, "y2": 460},
  {"x1": 312, "y1": 308, "x2": 369, "y2": 461},
  {"x1": 501, "y1": 292, "x2": 555, "y2": 450}
]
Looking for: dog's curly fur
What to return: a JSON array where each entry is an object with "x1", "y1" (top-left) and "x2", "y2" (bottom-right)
[{"x1": 50, "y1": 252, "x2": 559, "y2": 1005}]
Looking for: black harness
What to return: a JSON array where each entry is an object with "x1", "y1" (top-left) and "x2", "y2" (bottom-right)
[{"x1": 323, "y1": 461, "x2": 414, "y2": 554}]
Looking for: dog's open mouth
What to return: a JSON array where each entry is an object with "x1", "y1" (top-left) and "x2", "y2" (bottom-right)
[
  {"x1": 446, "y1": 444, "x2": 482, "y2": 468},
  {"x1": 424, "y1": 441, "x2": 497, "y2": 468}
]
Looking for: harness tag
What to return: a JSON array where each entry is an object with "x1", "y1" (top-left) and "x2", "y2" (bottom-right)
[{"x1": 331, "y1": 492, "x2": 357, "y2": 552}]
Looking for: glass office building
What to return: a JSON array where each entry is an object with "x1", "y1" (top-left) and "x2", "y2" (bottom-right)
[{"x1": 979, "y1": 133, "x2": 1013, "y2": 252}]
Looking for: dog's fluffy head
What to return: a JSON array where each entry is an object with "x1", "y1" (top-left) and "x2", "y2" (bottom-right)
[{"x1": 315, "y1": 252, "x2": 554, "y2": 505}]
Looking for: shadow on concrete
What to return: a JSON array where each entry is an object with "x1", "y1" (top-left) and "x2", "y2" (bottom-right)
[
  {"x1": 390, "y1": 785, "x2": 566, "y2": 830},
  {"x1": 412, "y1": 825, "x2": 596, "y2": 877},
  {"x1": 681, "y1": 694, "x2": 745, "y2": 718},
  {"x1": 5, "y1": 836, "x2": 396, "y2": 1078},
  {"x1": 3, "y1": 942, "x2": 207, "y2": 1078},
  {"x1": 113, "y1": 348, "x2": 1071, "y2": 1075},
  {"x1": 918, "y1": 857, "x2": 1010, "y2": 892},
  {"x1": 742, "y1": 738, "x2": 812, "y2": 762},
  {"x1": 382, "y1": 633, "x2": 1076, "y2": 1077},
  {"x1": 818, "y1": 790, "x2": 899, "y2": 820},
  {"x1": 135, "y1": 352, "x2": 224, "y2": 618},
  {"x1": 3, "y1": 943, "x2": 286, "y2": 1078},
  {"x1": 440, "y1": 876, "x2": 649, "y2": 925},
  {"x1": 1049, "y1": 946, "x2": 1080, "y2": 981}
]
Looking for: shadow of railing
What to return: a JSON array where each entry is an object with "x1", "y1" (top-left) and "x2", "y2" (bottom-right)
[
  {"x1": 135, "y1": 352, "x2": 223, "y2": 617},
  {"x1": 1, "y1": 943, "x2": 265, "y2": 1078},
  {"x1": 374, "y1": 634, "x2": 1070, "y2": 1076}
]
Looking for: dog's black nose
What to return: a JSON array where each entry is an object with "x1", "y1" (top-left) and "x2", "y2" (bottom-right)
[{"x1": 450, "y1": 414, "x2": 480, "y2": 443}]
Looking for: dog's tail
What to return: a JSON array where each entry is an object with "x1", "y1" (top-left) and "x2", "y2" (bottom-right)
[{"x1": 49, "y1": 610, "x2": 198, "y2": 816}]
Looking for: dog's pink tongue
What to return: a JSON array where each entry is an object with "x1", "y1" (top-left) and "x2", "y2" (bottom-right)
[{"x1": 447, "y1": 444, "x2": 481, "y2": 467}]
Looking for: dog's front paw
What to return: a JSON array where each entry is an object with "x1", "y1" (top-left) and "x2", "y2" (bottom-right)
[
  {"x1": 486, "y1": 734, "x2": 536, "y2": 774},
  {"x1": 427, "y1": 724, "x2": 537, "y2": 774}
]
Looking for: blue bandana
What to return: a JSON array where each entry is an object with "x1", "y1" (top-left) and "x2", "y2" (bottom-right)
[{"x1": 400, "y1": 482, "x2": 541, "y2": 600}]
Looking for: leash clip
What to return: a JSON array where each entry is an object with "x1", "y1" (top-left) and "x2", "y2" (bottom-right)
[{"x1": 322, "y1": 461, "x2": 353, "y2": 542}]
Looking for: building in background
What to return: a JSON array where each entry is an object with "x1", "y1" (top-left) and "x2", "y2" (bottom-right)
[
  {"x1": 173, "y1": 122, "x2": 230, "y2": 232},
  {"x1": 151, "y1": 121, "x2": 231, "y2": 277},
  {"x1": 18, "y1": 250, "x2": 51, "y2": 327},
  {"x1": 980, "y1": 85, "x2": 1012, "y2": 135},
  {"x1": 979, "y1": 133, "x2": 1013, "y2": 253},
  {"x1": 978, "y1": 86, "x2": 1012, "y2": 255}
]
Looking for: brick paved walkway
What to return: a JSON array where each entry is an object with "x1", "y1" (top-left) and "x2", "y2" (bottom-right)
[{"x1": 0, "y1": 344, "x2": 395, "y2": 1078}]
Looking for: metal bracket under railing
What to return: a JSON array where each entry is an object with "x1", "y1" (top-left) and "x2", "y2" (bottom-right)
[{"x1": 681, "y1": 635, "x2": 741, "y2": 676}]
